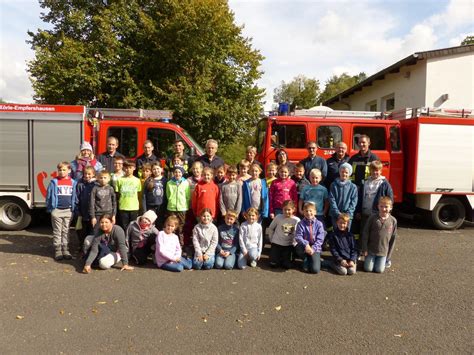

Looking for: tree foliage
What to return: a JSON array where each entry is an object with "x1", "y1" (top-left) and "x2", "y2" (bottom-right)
[
  {"x1": 273, "y1": 75, "x2": 320, "y2": 111},
  {"x1": 319, "y1": 72, "x2": 367, "y2": 104},
  {"x1": 27, "y1": 0, "x2": 264, "y2": 145},
  {"x1": 460, "y1": 35, "x2": 474, "y2": 46}
]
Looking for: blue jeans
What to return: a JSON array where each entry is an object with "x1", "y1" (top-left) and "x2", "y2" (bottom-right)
[
  {"x1": 161, "y1": 257, "x2": 192, "y2": 272},
  {"x1": 364, "y1": 254, "x2": 387, "y2": 273},
  {"x1": 237, "y1": 248, "x2": 259, "y2": 269},
  {"x1": 193, "y1": 255, "x2": 215, "y2": 270},
  {"x1": 295, "y1": 244, "x2": 321, "y2": 274},
  {"x1": 215, "y1": 252, "x2": 236, "y2": 270}
]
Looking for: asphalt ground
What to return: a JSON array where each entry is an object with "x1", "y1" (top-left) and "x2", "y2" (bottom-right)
[{"x1": 0, "y1": 218, "x2": 472, "y2": 354}]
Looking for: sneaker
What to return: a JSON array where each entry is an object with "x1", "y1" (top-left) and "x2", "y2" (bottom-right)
[
  {"x1": 54, "y1": 250, "x2": 63, "y2": 261},
  {"x1": 63, "y1": 250, "x2": 72, "y2": 260},
  {"x1": 250, "y1": 260, "x2": 257, "y2": 268},
  {"x1": 385, "y1": 259, "x2": 391, "y2": 268}
]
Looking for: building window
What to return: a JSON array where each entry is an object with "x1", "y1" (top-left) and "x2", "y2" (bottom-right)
[
  {"x1": 366, "y1": 100, "x2": 377, "y2": 111},
  {"x1": 383, "y1": 94, "x2": 395, "y2": 111}
]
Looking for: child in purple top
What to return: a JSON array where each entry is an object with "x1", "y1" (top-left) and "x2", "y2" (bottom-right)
[{"x1": 295, "y1": 202, "x2": 326, "y2": 274}]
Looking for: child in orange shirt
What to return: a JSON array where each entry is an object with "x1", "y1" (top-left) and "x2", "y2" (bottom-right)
[{"x1": 192, "y1": 167, "x2": 220, "y2": 220}]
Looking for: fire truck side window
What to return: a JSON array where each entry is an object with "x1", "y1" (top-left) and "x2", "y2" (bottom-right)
[
  {"x1": 390, "y1": 126, "x2": 401, "y2": 151},
  {"x1": 317, "y1": 126, "x2": 342, "y2": 148},
  {"x1": 272, "y1": 124, "x2": 306, "y2": 148},
  {"x1": 147, "y1": 128, "x2": 179, "y2": 159},
  {"x1": 107, "y1": 127, "x2": 137, "y2": 158},
  {"x1": 353, "y1": 127, "x2": 386, "y2": 150}
]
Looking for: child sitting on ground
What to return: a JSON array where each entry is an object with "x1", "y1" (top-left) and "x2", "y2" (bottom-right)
[
  {"x1": 238, "y1": 207, "x2": 263, "y2": 269},
  {"x1": 327, "y1": 213, "x2": 357, "y2": 275},
  {"x1": 127, "y1": 210, "x2": 159, "y2": 265},
  {"x1": 215, "y1": 210, "x2": 240, "y2": 270},
  {"x1": 267, "y1": 200, "x2": 300, "y2": 269},
  {"x1": 361, "y1": 196, "x2": 397, "y2": 273},
  {"x1": 295, "y1": 202, "x2": 325, "y2": 274},
  {"x1": 155, "y1": 215, "x2": 192, "y2": 272},
  {"x1": 192, "y1": 208, "x2": 218, "y2": 270}
]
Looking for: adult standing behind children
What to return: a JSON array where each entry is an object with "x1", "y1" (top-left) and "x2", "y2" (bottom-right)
[
  {"x1": 165, "y1": 139, "x2": 191, "y2": 176},
  {"x1": 325, "y1": 142, "x2": 350, "y2": 188},
  {"x1": 348, "y1": 134, "x2": 380, "y2": 187},
  {"x1": 70, "y1": 142, "x2": 103, "y2": 180},
  {"x1": 275, "y1": 149, "x2": 296, "y2": 176},
  {"x1": 197, "y1": 139, "x2": 225, "y2": 169},
  {"x1": 299, "y1": 141, "x2": 328, "y2": 181},
  {"x1": 136, "y1": 140, "x2": 158, "y2": 173},
  {"x1": 97, "y1": 136, "x2": 125, "y2": 173}
]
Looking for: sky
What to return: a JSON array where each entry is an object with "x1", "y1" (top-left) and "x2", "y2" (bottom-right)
[{"x1": 0, "y1": 0, "x2": 473, "y2": 110}]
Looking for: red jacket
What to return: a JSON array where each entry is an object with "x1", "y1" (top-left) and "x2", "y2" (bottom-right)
[
  {"x1": 269, "y1": 178, "x2": 297, "y2": 214},
  {"x1": 192, "y1": 180, "x2": 220, "y2": 219}
]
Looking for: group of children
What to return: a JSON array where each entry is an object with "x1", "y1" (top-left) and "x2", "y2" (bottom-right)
[{"x1": 46, "y1": 143, "x2": 397, "y2": 275}]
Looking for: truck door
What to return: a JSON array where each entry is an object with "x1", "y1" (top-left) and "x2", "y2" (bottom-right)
[
  {"x1": 351, "y1": 125, "x2": 391, "y2": 183},
  {"x1": 388, "y1": 125, "x2": 403, "y2": 203}
]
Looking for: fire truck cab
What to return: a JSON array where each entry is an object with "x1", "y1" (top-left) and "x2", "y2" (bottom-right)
[
  {"x1": 256, "y1": 107, "x2": 474, "y2": 230},
  {"x1": 0, "y1": 103, "x2": 203, "y2": 230}
]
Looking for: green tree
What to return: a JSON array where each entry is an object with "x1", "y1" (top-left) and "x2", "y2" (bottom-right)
[
  {"x1": 319, "y1": 72, "x2": 367, "y2": 104},
  {"x1": 27, "y1": 0, "x2": 264, "y2": 145},
  {"x1": 461, "y1": 35, "x2": 474, "y2": 46},
  {"x1": 273, "y1": 75, "x2": 320, "y2": 111}
]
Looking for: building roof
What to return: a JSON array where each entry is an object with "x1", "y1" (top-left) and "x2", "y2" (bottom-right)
[{"x1": 323, "y1": 45, "x2": 474, "y2": 105}]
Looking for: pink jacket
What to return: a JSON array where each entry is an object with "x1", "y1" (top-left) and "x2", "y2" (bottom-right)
[
  {"x1": 269, "y1": 178, "x2": 297, "y2": 214},
  {"x1": 155, "y1": 231, "x2": 181, "y2": 267}
]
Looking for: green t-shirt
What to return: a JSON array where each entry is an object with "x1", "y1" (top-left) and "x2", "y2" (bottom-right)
[{"x1": 116, "y1": 176, "x2": 142, "y2": 211}]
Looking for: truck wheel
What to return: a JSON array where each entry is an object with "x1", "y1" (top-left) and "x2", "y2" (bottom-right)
[
  {"x1": 431, "y1": 198, "x2": 465, "y2": 230},
  {"x1": 0, "y1": 199, "x2": 32, "y2": 231}
]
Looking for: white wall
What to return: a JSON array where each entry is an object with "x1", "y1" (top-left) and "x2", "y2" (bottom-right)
[
  {"x1": 425, "y1": 52, "x2": 474, "y2": 108},
  {"x1": 330, "y1": 60, "x2": 427, "y2": 111}
]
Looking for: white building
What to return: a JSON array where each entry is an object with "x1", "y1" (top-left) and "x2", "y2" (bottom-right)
[{"x1": 323, "y1": 45, "x2": 474, "y2": 111}]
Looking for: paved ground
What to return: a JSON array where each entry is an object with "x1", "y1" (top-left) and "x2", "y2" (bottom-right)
[{"x1": 0, "y1": 218, "x2": 472, "y2": 354}]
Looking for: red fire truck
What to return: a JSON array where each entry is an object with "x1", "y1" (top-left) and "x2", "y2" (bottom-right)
[
  {"x1": 0, "y1": 103, "x2": 203, "y2": 230},
  {"x1": 256, "y1": 107, "x2": 474, "y2": 230}
]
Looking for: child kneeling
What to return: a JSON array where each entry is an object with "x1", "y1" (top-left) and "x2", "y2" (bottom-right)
[
  {"x1": 155, "y1": 216, "x2": 192, "y2": 272},
  {"x1": 327, "y1": 213, "x2": 357, "y2": 275},
  {"x1": 238, "y1": 207, "x2": 263, "y2": 269},
  {"x1": 192, "y1": 208, "x2": 218, "y2": 270},
  {"x1": 295, "y1": 202, "x2": 325, "y2": 274}
]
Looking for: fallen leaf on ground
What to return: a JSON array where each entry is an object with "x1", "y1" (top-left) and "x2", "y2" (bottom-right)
[
  {"x1": 96, "y1": 301, "x2": 107, "y2": 305},
  {"x1": 9, "y1": 262, "x2": 17, "y2": 265},
  {"x1": 202, "y1": 317, "x2": 208, "y2": 323},
  {"x1": 16, "y1": 315, "x2": 24, "y2": 320},
  {"x1": 385, "y1": 297, "x2": 389, "y2": 300},
  {"x1": 113, "y1": 300, "x2": 119, "y2": 304},
  {"x1": 59, "y1": 310, "x2": 65, "y2": 315},
  {"x1": 63, "y1": 328, "x2": 68, "y2": 332},
  {"x1": 275, "y1": 305, "x2": 282, "y2": 311},
  {"x1": 43, "y1": 260, "x2": 48, "y2": 263},
  {"x1": 303, "y1": 285, "x2": 308, "y2": 289},
  {"x1": 91, "y1": 309, "x2": 98, "y2": 313},
  {"x1": 394, "y1": 334, "x2": 403, "y2": 338}
]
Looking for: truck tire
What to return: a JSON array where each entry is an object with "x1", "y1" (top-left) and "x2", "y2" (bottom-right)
[
  {"x1": 431, "y1": 197, "x2": 465, "y2": 230},
  {"x1": 0, "y1": 199, "x2": 32, "y2": 231}
]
